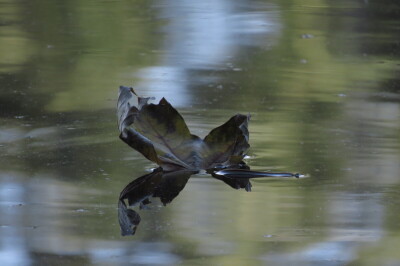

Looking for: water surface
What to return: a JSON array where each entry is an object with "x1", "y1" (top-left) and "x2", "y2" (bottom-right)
[{"x1": 1, "y1": 0, "x2": 400, "y2": 265}]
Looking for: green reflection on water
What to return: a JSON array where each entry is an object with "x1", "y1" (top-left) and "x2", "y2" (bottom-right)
[{"x1": 0, "y1": 0, "x2": 399, "y2": 265}]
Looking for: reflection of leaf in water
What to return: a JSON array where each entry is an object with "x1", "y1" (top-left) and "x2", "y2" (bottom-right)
[
  {"x1": 212, "y1": 172, "x2": 252, "y2": 192},
  {"x1": 117, "y1": 86, "x2": 249, "y2": 171},
  {"x1": 118, "y1": 168, "x2": 194, "y2": 236},
  {"x1": 118, "y1": 200, "x2": 141, "y2": 236},
  {"x1": 118, "y1": 168, "x2": 253, "y2": 236}
]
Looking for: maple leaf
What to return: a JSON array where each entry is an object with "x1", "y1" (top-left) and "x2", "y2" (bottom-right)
[{"x1": 117, "y1": 86, "x2": 250, "y2": 171}]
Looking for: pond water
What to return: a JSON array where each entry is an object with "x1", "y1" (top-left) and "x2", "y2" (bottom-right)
[{"x1": 1, "y1": 0, "x2": 400, "y2": 265}]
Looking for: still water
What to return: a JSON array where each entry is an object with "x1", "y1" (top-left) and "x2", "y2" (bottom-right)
[{"x1": 1, "y1": 0, "x2": 399, "y2": 265}]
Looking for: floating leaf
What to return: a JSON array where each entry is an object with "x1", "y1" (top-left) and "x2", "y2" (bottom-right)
[
  {"x1": 118, "y1": 86, "x2": 250, "y2": 171},
  {"x1": 117, "y1": 87, "x2": 302, "y2": 236}
]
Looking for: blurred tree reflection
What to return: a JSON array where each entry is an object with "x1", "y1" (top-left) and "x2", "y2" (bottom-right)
[{"x1": 0, "y1": 0, "x2": 399, "y2": 264}]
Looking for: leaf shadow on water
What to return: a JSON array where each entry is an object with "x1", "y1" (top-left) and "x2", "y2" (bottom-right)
[{"x1": 117, "y1": 86, "x2": 300, "y2": 236}]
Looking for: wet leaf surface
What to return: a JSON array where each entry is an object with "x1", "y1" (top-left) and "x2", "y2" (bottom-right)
[
  {"x1": 118, "y1": 86, "x2": 250, "y2": 171},
  {"x1": 212, "y1": 169, "x2": 301, "y2": 179}
]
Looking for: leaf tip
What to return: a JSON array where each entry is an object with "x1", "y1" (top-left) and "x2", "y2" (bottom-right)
[{"x1": 159, "y1": 97, "x2": 169, "y2": 105}]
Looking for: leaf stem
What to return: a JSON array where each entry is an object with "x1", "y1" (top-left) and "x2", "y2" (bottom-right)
[{"x1": 213, "y1": 169, "x2": 301, "y2": 179}]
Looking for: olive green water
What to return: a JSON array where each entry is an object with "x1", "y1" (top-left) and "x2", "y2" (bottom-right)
[{"x1": 1, "y1": 0, "x2": 400, "y2": 265}]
